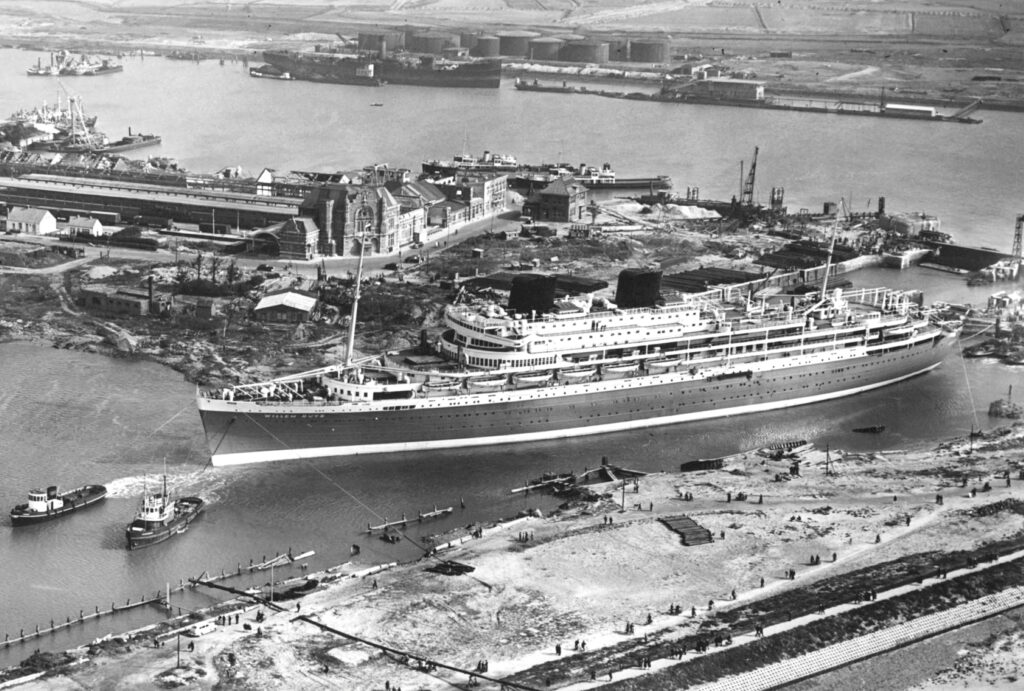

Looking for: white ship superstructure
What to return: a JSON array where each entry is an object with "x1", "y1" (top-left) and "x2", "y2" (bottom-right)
[{"x1": 197, "y1": 268, "x2": 959, "y2": 466}]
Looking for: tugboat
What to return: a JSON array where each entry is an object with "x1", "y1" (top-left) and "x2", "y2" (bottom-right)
[
  {"x1": 10, "y1": 485, "x2": 107, "y2": 526},
  {"x1": 125, "y1": 477, "x2": 203, "y2": 550}
]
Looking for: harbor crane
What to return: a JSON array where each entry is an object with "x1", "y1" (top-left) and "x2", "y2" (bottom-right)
[{"x1": 739, "y1": 145, "x2": 759, "y2": 207}]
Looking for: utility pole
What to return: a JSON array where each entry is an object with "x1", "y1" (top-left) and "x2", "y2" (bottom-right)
[{"x1": 176, "y1": 632, "x2": 181, "y2": 668}]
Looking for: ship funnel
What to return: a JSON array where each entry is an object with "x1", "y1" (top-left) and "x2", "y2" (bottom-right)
[
  {"x1": 509, "y1": 274, "x2": 557, "y2": 316},
  {"x1": 615, "y1": 268, "x2": 662, "y2": 308}
]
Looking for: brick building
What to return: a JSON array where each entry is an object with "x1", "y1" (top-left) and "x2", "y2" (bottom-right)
[{"x1": 522, "y1": 175, "x2": 588, "y2": 223}]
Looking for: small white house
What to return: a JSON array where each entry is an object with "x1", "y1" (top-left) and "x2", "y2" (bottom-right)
[
  {"x1": 67, "y1": 216, "x2": 106, "y2": 237},
  {"x1": 6, "y1": 207, "x2": 57, "y2": 235}
]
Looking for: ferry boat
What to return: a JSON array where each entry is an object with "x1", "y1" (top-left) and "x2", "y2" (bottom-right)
[
  {"x1": 10, "y1": 485, "x2": 107, "y2": 525},
  {"x1": 196, "y1": 261, "x2": 960, "y2": 466},
  {"x1": 125, "y1": 477, "x2": 204, "y2": 550}
]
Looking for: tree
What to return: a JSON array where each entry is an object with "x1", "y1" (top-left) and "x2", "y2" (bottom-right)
[
  {"x1": 225, "y1": 260, "x2": 240, "y2": 285},
  {"x1": 193, "y1": 252, "x2": 204, "y2": 280},
  {"x1": 208, "y1": 255, "x2": 223, "y2": 284}
]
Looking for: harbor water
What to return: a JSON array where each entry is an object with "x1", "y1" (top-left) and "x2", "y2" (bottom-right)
[{"x1": 0, "y1": 47, "x2": 1022, "y2": 664}]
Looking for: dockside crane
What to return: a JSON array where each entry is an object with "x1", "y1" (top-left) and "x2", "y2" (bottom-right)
[{"x1": 740, "y1": 145, "x2": 758, "y2": 207}]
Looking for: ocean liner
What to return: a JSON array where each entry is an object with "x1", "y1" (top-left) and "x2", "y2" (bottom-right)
[
  {"x1": 261, "y1": 50, "x2": 502, "y2": 88},
  {"x1": 197, "y1": 266, "x2": 959, "y2": 466}
]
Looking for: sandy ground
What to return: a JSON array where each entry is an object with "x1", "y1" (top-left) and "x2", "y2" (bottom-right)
[{"x1": 7, "y1": 423, "x2": 1024, "y2": 690}]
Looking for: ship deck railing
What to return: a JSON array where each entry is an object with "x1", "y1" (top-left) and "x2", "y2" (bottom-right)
[{"x1": 213, "y1": 317, "x2": 937, "y2": 406}]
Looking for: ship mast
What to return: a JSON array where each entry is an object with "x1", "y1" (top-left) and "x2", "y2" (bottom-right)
[
  {"x1": 344, "y1": 228, "x2": 367, "y2": 367},
  {"x1": 818, "y1": 198, "x2": 844, "y2": 301}
]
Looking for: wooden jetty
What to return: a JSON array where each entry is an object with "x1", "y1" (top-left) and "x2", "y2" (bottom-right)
[
  {"x1": 510, "y1": 473, "x2": 575, "y2": 494},
  {"x1": 2, "y1": 544, "x2": 315, "y2": 649},
  {"x1": 659, "y1": 515, "x2": 714, "y2": 546},
  {"x1": 2, "y1": 594, "x2": 164, "y2": 648},
  {"x1": 367, "y1": 506, "x2": 453, "y2": 533}
]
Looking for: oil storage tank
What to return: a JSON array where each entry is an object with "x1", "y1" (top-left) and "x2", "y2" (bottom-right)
[
  {"x1": 358, "y1": 31, "x2": 405, "y2": 52},
  {"x1": 460, "y1": 33, "x2": 480, "y2": 52},
  {"x1": 607, "y1": 38, "x2": 630, "y2": 62},
  {"x1": 629, "y1": 39, "x2": 669, "y2": 63},
  {"x1": 498, "y1": 30, "x2": 539, "y2": 57},
  {"x1": 472, "y1": 35, "x2": 500, "y2": 58},
  {"x1": 559, "y1": 40, "x2": 609, "y2": 64},
  {"x1": 408, "y1": 31, "x2": 459, "y2": 54},
  {"x1": 528, "y1": 37, "x2": 564, "y2": 61}
]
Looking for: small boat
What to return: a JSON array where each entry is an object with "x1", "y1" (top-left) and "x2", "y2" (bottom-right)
[
  {"x1": 10, "y1": 485, "x2": 107, "y2": 526},
  {"x1": 468, "y1": 375, "x2": 507, "y2": 390},
  {"x1": 852, "y1": 425, "x2": 886, "y2": 434},
  {"x1": 125, "y1": 477, "x2": 203, "y2": 550},
  {"x1": 370, "y1": 102, "x2": 384, "y2": 107},
  {"x1": 602, "y1": 362, "x2": 639, "y2": 378},
  {"x1": 514, "y1": 371, "x2": 552, "y2": 387},
  {"x1": 422, "y1": 379, "x2": 462, "y2": 396},
  {"x1": 647, "y1": 357, "x2": 684, "y2": 372},
  {"x1": 757, "y1": 440, "x2": 814, "y2": 459},
  {"x1": 559, "y1": 367, "x2": 597, "y2": 381},
  {"x1": 249, "y1": 64, "x2": 293, "y2": 80}
]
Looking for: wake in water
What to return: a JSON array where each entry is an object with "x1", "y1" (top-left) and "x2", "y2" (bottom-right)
[{"x1": 104, "y1": 467, "x2": 228, "y2": 503}]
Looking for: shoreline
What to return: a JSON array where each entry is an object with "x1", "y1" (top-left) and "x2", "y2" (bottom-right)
[{"x1": 5, "y1": 426, "x2": 1024, "y2": 688}]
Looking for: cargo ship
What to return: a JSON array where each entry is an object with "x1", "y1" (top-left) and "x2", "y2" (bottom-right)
[
  {"x1": 197, "y1": 262, "x2": 959, "y2": 466},
  {"x1": 422, "y1": 153, "x2": 670, "y2": 190},
  {"x1": 261, "y1": 50, "x2": 501, "y2": 88}
]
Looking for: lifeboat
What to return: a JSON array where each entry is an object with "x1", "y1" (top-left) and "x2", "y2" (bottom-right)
[
  {"x1": 468, "y1": 375, "x2": 508, "y2": 390},
  {"x1": 647, "y1": 357, "x2": 684, "y2": 372},
  {"x1": 602, "y1": 362, "x2": 639, "y2": 378},
  {"x1": 559, "y1": 367, "x2": 597, "y2": 381},
  {"x1": 422, "y1": 380, "x2": 462, "y2": 396},
  {"x1": 513, "y1": 371, "x2": 553, "y2": 388}
]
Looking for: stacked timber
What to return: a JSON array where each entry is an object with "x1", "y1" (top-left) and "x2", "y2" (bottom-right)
[{"x1": 659, "y1": 515, "x2": 713, "y2": 546}]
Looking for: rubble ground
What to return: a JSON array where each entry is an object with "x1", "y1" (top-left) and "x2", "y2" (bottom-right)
[{"x1": 9, "y1": 425, "x2": 1024, "y2": 690}]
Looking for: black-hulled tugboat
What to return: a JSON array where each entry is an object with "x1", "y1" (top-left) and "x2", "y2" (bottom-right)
[
  {"x1": 10, "y1": 485, "x2": 107, "y2": 525},
  {"x1": 125, "y1": 477, "x2": 203, "y2": 550}
]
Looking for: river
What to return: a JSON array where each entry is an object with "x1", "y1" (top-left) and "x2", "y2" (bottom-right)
[{"x1": 0, "y1": 47, "x2": 1021, "y2": 665}]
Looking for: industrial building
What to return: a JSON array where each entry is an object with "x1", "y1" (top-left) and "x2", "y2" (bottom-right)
[
  {"x1": 522, "y1": 175, "x2": 589, "y2": 223},
  {"x1": 0, "y1": 174, "x2": 300, "y2": 229}
]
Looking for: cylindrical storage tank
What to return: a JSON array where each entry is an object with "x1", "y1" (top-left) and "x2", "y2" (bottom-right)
[
  {"x1": 559, "y1": 40, "x2": 609, "y2": 64},
  {"x1": 409, "y1": 31, "x2": 459, "y2": 54},
  {"x1": 553, "y1": 33, "x2": 585, "y2": 42},
  {"x1": 460, "y1": 33, "x2": 480, "y2": 52},
  {"x1": 607, "y1": 38, "x2": 630, "y2": 62},
  {"x1": 629, "y1": 39, "x2": 669, "y2": 63},
  {"x1": 498, "y1": 30, "x2": 539, "y2": 57},
  {"x1": 358, "y1": 31, "x2": 405, "y2": 52},
  {"x1": 616, "y1": 269, "x2": 662, "y2": 309},
  {"x1": 528, "y1": 37, "x2": 564, "y2": 61},
  {"x1": 472, "y1": 35, "x2": 500, "y2": 58}
]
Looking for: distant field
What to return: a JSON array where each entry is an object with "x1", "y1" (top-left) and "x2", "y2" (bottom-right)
[{"x1": 599, "y1": 6, "x2": 763, "y2": 32}]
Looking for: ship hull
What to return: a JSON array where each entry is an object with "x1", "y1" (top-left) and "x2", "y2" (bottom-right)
[
  {"x1": 125, "y1": 498, "x2": 204, "y2": 550},
  {"x1": 10, "y1": 485, "x2": 107, "y2": 526},
  {"x1": 262, "y1": 51, "x2": 501, "y2": 88},
  {"x1": 199, "y1": 333, "x2": 953, "y2": 466}
]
